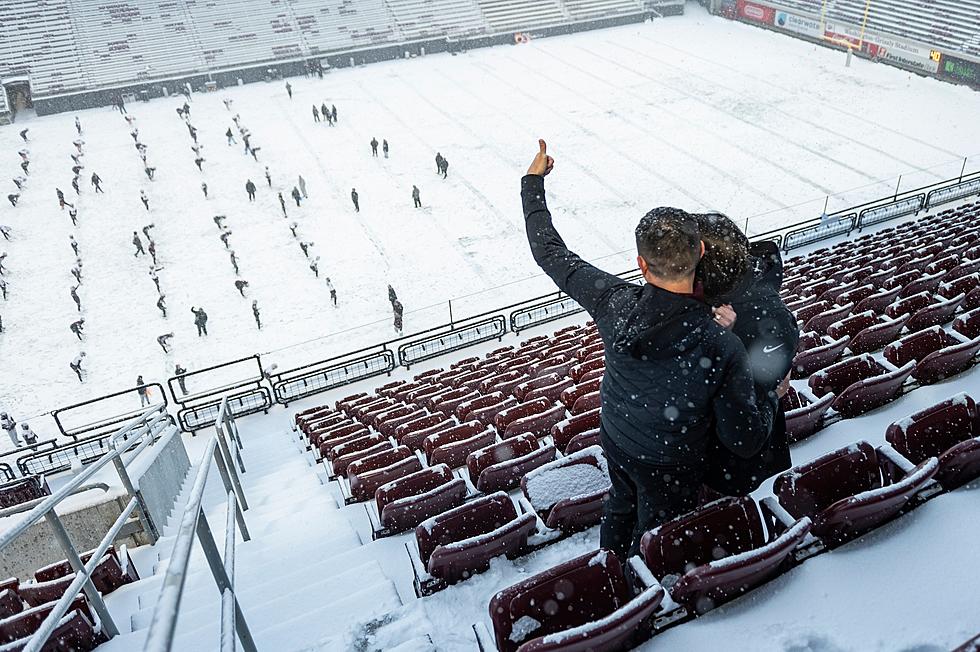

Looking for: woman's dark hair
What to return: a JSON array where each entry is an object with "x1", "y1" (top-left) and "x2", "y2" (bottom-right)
[{"x1": 695, "y1": 212, "x2": 750, "y2": 303}]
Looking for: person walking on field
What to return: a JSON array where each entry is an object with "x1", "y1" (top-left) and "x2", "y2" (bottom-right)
[
  {"x1": 285, "y1": 81, "x2": 292, "y2": 99},
  {"x1": 137, "y1": 375, "x2": 150, "y2": 407},
  {"x1": 191, "y1": 307, "x2": 208, "y2": 336},
  {"x1": 252, "y1": 300, "x2": 261, "y2": 329},
  {"x1": 278, "y1": 192, "x2": 287, "y2": 217},
  {"x1": 351, "y1": 188, "x2": 359, "y2": 212},
  {"x1": 412, "y1": 185, "x2": 421, "y2": 208},
  {"x1": 325, "y1": 277, "x2": 337, "y2": 306},
  {"x1": 312, "y1": 106, "x2": 320, "y2": 123},
  {"x1": 246, "y1": 180, "x2": 256, "y2": 201},
  {"x1": 382, "y1": 140, "x2": 389, "y2": 158},
  {"x1": 157, "y1": 294, "x2": 167, "y2": 318},
  {"x1": 175, "y1": 364, "x2": 188, "y2": 394},
  {"x1": 132, "y1": 232, "x2": 145, "y2": 257},
  {"x1": 140, "y1": 190, "x2": 150, "y2": 211},
  {"x1": 298, "y1": 175, "x2": 308, "y2": 199},
  {"x1": 71, "y1": 285, "x2": 81, "y2": 311},
  {"x1": 391, "y1": 298, "x2": 404, "y2": 334},
  {"x1": 291, "y1": 186, "x2": 302, "y2": 207},
  {"x1": 520, "y1": 139, "x2": 775, "y2": 561},
  {"x1": 0, "y1": 413, "x2": 18, "y2": 447},
  {"x1": 370, "y1": 138, "x2": 379, "y2": 157},
  {"x1": 265, "y1": 167, "x2": 272, "y2": 187}
]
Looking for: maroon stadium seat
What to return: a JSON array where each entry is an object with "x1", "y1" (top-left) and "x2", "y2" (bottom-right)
[
  {"x1": 479, "y1": 371, "x2": 525, "y2": 395},
  {"x1": 415, "y1": 492, "x2": 537, "y2": 587},
  {"x1": 426, "y1": 424, "x2": 496, "y2": 469},
  {"x1": 348, "y1": 455, "x2": 422, "y2": 503},
  {"x1": 513, "y1": 374, "x2": 562, "y2": 401},
  {"x1": 456, "y1": 392, "x2": 506, "y2": 421},
  {"x1": 885, "y1": 394, "x2": 980, "y2": 491},
  {"x1": 376, "y1": 464, "x2": 467, "y2": 535},
  {"x1": 904, "y1": 293, "x2": 964, "y2": 332},
  {"x1": 467, "y1": 435, "x2": 548, "y2": 492},
  {"x1": 569, "y1": 357, "x2": 604, "y2": 382},
  {"x1": 524, "y1": 378, "x2": 575, "y2": 405},
  {"x1": 953, "y1": 307, "x2": 980, "y2": 339},
  {"x1": 852, "y1": 285, "x2": 901, "y2": 314},
  {"x1": 520, "y1": 446, "x2": 609, "y2": 532},
  {"x1": 503, "y1": 404, "x2": 567, "y2": 440},
  {"x1": 332, "y1": 441, "x2": 392, "y2": 478},
  {"x1": 309, "y1": 422, "x2": 366, "y2": 448},
  {"x1": 488, "y1": 549, "x2": 663, "y2": 652},
  {"x1": 785, "y1": 392, "x2": 836, "y2": 444},
  {"x1": 898, "y1": 270, "x2": 946, "y2": 299},
  {"x1": 560, "y1": 378, "x2": 602, "y2": 409},
  {"x1": 845, "y1": 314, "x2": 909, "y2": 354},
  {"x1": 640, "y1": 497, "x2": 810, "y2": 614},
  {"x1": 884, "y1": 291, "x2": 933, "y2": 319},
  {"x1": 803, "y1": 302, "x2": 853, "y2": 335},
  {"x1": 571, "y1": 391, "x2": 602, "y2": 415},
  {"x1": 773, "y1": 441, "x2": 937, "y2": 547},
  {"x1": 325, "y1": 432, "x2": 386, "y2": 462},
  {"x1": 377, "y1": 408, "x2": 427, "y2": 438},
  {"x1": 470, "y1": 396, "x2": 520, "y2": 427},
  {"x1": 316, "y1": 427, "x2": 373, "y2": 458},
  {"x1": 938, "y1": 272, "x2": 980, "y2": 301},
  {"x1": 0, "y1": 595, "x2": 106, "y2": 649},
  {"x1": 394, "y1": 413, "x2": 449, "y2": 444},
  {"x1": 565, "y1": 429, "x2": 602, "y2": 455},
  {"x1": 494, "y1": 398, "x2": 550, "y2": 432},
  {"x1": 551, "y1": 409, "x2": 601, "y2": 452},
  {"x1": 792, "y1": 300, "x2": 830, "y2": 325},
  {"x1": 884, "y1": 327, "x2": 980, "y2": 384},
  {"x1": 791, "y1": 334, "x2": 849, "y2": 379},
  {"x1": 0, "y1": 476, "x2": 50, "y2": 510},
  {"x1": 809, "y1": 355, "x2": 913, "y2": 418},
  {"x1": 835, "y1": 284, "x2": 876, "y2": 308},
  {"x1": 400, "y1": 419, "x2": 457, "y2": 452}
]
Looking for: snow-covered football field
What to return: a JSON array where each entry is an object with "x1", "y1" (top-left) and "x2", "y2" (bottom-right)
[{"x1": 1, "y1": 6, "x2": 978, "y2": 435}]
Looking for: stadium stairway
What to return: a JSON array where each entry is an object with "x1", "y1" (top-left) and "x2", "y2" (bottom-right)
[{"x1": 95, "y1": 419, "x2": 404, "y2": 651}]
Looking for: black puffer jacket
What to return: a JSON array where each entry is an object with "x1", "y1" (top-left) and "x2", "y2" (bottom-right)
[{"x1": 522, "y1": 175, "x2": 772, "y2": 466}]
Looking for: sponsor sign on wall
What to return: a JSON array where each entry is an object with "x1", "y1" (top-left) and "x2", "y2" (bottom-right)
[
  {"x1": 773, "y1": 10, "x2": 822, "y2": 38},
  {"x1": 737, "y1": 0, "x2": 774, "y2": 25},
  {"x1": 820, "y1": 20, "x2": 940, "y2": 73}
]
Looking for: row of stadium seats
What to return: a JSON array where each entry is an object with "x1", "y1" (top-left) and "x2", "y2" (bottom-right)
[
  {"x1": 0, "y1": 545, "x2": 139, "y2": 650},
  {"x1": 828, "y1": 0, "x2": 980, "y2": 57}
]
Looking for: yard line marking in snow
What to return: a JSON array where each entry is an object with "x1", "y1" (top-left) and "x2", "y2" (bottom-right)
[
  {"x1": 633, "y1": 31, "x2": 967, "y2": 161},
  {"x1": 604, "y1": 39, "x2": 950, "y2": 182}
]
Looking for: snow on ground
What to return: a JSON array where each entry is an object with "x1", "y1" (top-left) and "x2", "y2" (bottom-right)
[{"x1": 1, "y1": 6, "x2": 978, "y2": 436}]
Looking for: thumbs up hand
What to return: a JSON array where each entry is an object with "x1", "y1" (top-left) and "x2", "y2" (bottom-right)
[{"x1": 526, "y1": 139, "x2": 555, "y2": 177}]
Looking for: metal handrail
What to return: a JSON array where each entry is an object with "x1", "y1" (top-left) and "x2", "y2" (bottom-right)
[
  {"x1": 0, "y1": 403, "x2": 170, "y2": 650},
  {"x1": 144, "y1": 397, "x2": 255, "y2": 652}
]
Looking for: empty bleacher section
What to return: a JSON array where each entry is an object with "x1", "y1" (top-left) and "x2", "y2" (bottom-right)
[
  {"x1": 0, "y1": 0, "x2": 87, "y2": 96},
  {"x1": 562, "y1": 0, "x2": 644, "y2": 22},
  {"x1": 284, "y1": 0, "x2": 401, "y2": 53},
  {"x1": 383, "y1": 0, "x2": 488, "y2": 41},
  {"x1": 475, "y1": 0, "x2": 568, "y2": 32},
  {"x1": 827, "y1": 0, "x2": 980, "y2": 58}
]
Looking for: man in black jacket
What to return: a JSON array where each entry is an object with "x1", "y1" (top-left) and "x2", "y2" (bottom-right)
[{"x1": 522, "y1": 140, "x2": 773, "y2": 560}]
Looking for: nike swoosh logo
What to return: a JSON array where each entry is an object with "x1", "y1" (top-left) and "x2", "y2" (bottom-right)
[{"x1": 763, "y1": 344, "x2": 785, "y2": 354}]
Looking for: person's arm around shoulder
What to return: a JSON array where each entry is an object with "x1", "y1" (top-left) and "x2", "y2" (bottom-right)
[
  {"x1": 522, "y1": 140, "x2": 627, "y2": 316},
  {"x1": 711, "y1": 329, "x2": 776, "y2": 459}
]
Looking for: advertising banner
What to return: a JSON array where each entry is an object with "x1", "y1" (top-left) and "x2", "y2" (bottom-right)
[
  {"x1": 773, "y1": 10, "x2": 822, "y2": 38},
  {"x1": 737, "y1": 0, "x2": 775, "y2": 25},
  {"x1": 823, "y1": 20, "x2": 940, "y2": 73}
]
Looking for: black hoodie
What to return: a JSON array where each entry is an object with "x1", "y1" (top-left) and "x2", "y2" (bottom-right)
[{"x1": 522, "y1": 175, "x2": 772, "y2": 465}]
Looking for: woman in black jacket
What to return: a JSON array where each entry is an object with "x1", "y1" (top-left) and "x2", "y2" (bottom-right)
[{"x1": 696, "y1": 212, "x2": 800, "y2": 496}]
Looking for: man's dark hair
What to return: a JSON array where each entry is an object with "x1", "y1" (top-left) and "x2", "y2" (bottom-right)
[
  {"x1": 695, "y1": 212, "x2": 750, "y2": 302},
  {"x1": 635, "y1": 207, "x2": 702, "y2": 280}
]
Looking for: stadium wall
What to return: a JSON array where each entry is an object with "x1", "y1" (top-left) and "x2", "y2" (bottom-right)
[
  {"x1": 32, "y1": 10, "x2": 653, "y2": 117},
  {"x1": 729, "y1": 0, "x2": 980, "y2": 90}
]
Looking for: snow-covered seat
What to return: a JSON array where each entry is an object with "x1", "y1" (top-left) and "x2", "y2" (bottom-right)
[
  {"x1": 21, "y1": 550, "x2": 137, "y2": 607},
  {"x1": 773, "y1": 441, "x2": 938, "y2": 547},
  {"x1": 809, "y1": 355, "x2": 914, "y2": 418},
  {"x1": 479, "y1": 371, "x2": 526, "y2": 396},
  {"x1": 898, "y1": 270, "x2": 947, "y2": 299},
  {"x1": 316, "y1": 426, "x2": 372, "y2": 458},
  {"x1": 488, "y1": 548, "x2": 663, "y2": 652},
  {"x1": 351, "y1": 397, "x2": 396, "y2": 422},
  {"x1": 904, "y1": 293, "x2": 965, "y2": 332},
  {"x1": 432, "y1": 388, "x2": 480, "y2": 416},
  {"x1": 335, "y1": 392, "x2": 369, "y2": 413},
  {"x1": 565, "y1": 429, "x2": 601, "y2": 455},
  {"x1": 494, "y1": 398, "x2": 551, "y2": 432},
  {"x1": 375, "y1": 407, "x2": 426, "y2": 437},
  {"x1": 0, "y1": 475, "x2": 50, "y2": 509},
  {"x1": 309, "y1": 420, "x2": 364, "y2": 448},
  {"x1": 325, "y1": 432, "x2": 386, "y2": 462},
  {"x1": 945, "y1": 258, "x2": 980, "y2": 282},
  {"x1": 520, "y1": 446, "x2": 610, "y2": 533},
  {"x1": 797, "y1": 278, "x2": 837, "y2": 299},
  {"x1": 456, "y1": 391, "x2": 508, "y2": 421},
  {"x1": 530, "y1": 358, "x2": 576, "y2": 381},
  {"x1": 375, "y1": 464, "x2": 467, "y2": 535},
  {"x1": 339, "y1": 393, "x2": 383, "y2": 416},
  {"x1": 885, "y1": 394, "x2": 980, "y2": 491},
  {"x1": 551, "y1": 409, "x2": 600, "y2": 452},
  {"x1": 575, "y1": 342, "x2": 604, "y2": 361},
  {"x1": 376, "y1": 380, "x2": 410, "y2": 397},
  {"x1": 571, "y1": 391, "x2": 601, "y2": 415},
  {"x1": 939, "y1": 272, "x2": 980, "y2": 302},
  {"x1": 569, "y1": 357, "x2": 604, "y2": 382},
  {"x1": 853, "y1": 285, "x2": 902, "y2": 314},
  {"x1": 400, "y1": 418, "x2": 457, "y2": 452},
  {"x1": 415, "y1": 492, "x2": 537, "y2": 588},
  {"x1": 791, "y1": 333, "x2": 849, "y2": 378},
  {"x1": 332, "y1": 441, "x2": 393, "y2": 478},
  {"x1": 834, "y1": 283, "x2": 875, "y2": 307},
  {"x1": 792, "y1": 299, "x2": 831, "y2": 325},
  {"x1": 884, "y1": 291, "x2": 934, "y2": 319},
  {"x1": 784, "y1": 392, "x2": 835, "y2": 444},
  {"x1": 884, "y1": 326, "x2": 980, "y2": 384},
  {"x1": 0, "y1": 595, "x2": 106, "y2": 649},
  {"x1": 471, "y1": 396, "x2": 520, "y2": 427},
  {"x1": 348, "y1": 454, "x2": 422, "y2": 504},
  {"x1": 294, "y1": 405, "x2": 335, "y2": 430},
  {"x1": 394, "y1": 413, "x2": 448, "y2": 444},
  {"x1": 300, "y1": 411, "x2": 347, "y2": 438},
  {"x1": 523, "y1": 378, "x2": 575, "y2": 405},
  {"x1": 639, "y1": 497, "x2": 810, "y2": 614},
  {"x1": 427, "y1": 425, "x2": 497, "y2": 469},
  {"x1": 503, "y1": 403, "x2": 567, "y2": 440},
  {"x1": 453, "y1": 370, "x2": 497, "y2": 392},
  {"x1": 954, "y1": 307, "x2": 980, "y2": 339},
  {"x1": 467, "y1": 435, "x2": 555, "y2": 493},
  {"x1": 513, "y1": 374, "x2": 562, "y2": 401},
  {"x1": 560, "y1": 378, "x2": 601, "y2": 409}
]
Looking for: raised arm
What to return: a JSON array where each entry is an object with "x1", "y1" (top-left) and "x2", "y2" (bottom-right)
[{"x1": 522, "y1": 140, "x2": 628, "y2": 317}]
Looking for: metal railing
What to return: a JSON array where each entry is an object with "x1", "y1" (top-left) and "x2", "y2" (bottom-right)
[
  {"x1": 144, "y1": 397, "x2": 255, "y2": 652},
  {"x1": 0, "y1": 404, "x2": 171, "y2": 651}
]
